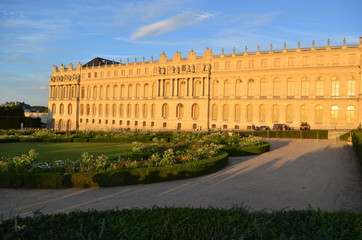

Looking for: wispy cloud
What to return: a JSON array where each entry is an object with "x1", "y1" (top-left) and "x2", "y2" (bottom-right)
[{"x1": 131, "y1": 11, "x2": 213, "y2": 40}]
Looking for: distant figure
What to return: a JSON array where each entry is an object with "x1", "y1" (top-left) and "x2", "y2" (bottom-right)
[
  {"x1": 20, "y1": 122, "x2": 24, "y2": 130},
  {"x1": 358, "y1": 123, "x2": 361, "y2": 130}
]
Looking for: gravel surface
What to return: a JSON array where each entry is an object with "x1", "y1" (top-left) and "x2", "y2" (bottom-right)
[{"x1": 1, "y1": 139, "x2": 362, "y2": 219}]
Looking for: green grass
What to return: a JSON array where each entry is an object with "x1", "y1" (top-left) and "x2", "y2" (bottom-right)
[
  {"x1": 0, "y1": 142, "x2": 132, "y2": 162},
  {"x1": 1, "y1": 207, "x2": 361, "y2": 239}
]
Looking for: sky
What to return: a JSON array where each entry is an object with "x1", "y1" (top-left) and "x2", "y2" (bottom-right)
[{"x1": 0, "y1": 0, "x2": 361, "y2": 106}]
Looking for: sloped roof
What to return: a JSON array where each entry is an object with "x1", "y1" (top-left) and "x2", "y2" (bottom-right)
[{"x1": 82, "y1": 57, "x2": 118, "y2": 67}]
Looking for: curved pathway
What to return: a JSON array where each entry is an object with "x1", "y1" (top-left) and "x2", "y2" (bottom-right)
[{"x1": 1, "y1": 139, "x2": 362, "y2": 219}]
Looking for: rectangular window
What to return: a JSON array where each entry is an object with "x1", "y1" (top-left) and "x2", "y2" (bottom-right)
[
  {"x1": 145, "y1": 68, "x2": 149, "y2": 75},
  {"x1": 107, "y1": 71, "x2": 111, "y2": 77},
  {"x1": 121, "y1": 70, "x2": 125, "y2": 76},
  {"x1": 302, "y1": 56, "x2": 309, "y2": 66},
  {"x1": 274, "y1": 58, "x2": 280, "y2": 67},
  {"x1": 249, "y1": 60, "x2": 254, "y2": 69},
  {"x1": 331, "y1": 81, "x2": 340, "y2": 97},
  {"x1": 317, "y1": 55, "x2": 324, "y2": 65},
  {"x1": 332, "y1": 55, "x2": 340, "y2": 65},
  {"x1": 129, "y1": 69, "x2": 133, "y2": 76},
  {"x1": 137, "y1": 68, "x2": 141, "y2": 75},
  {"x1": 288, "y1": 57, "x2": 295, "y2": 67},
  {"x1": 236, "y1": 61, "x2": 242, "y2": 69},
  {"x1": 214, "y1": 62, "x2": 219, "y2": 70},
  {"x1": 225, "y1": 61, "x2": 230, "y2": 70},
  {"x1": 261, "y1": 59, "x2": 267, "y2": 68}
]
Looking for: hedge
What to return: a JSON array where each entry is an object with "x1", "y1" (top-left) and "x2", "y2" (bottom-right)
[
  {"x1": 234, "y1": 130, "x2": 328, "y2": 139},
  {"x1": 223, "y1": 142, "x2": 270, "y2": 156},
  {"x1": 351, "y1": 130, "x2": 362, "y2": 166},
  {"x1": 0, "y1": 116, "x2": 41, "y2": 129},
  {"x1": 0, "y1": 152, "x2": 229, "y2": 188}
]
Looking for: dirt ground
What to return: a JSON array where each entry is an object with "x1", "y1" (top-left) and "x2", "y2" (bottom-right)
[{"x1": 1, "y1": 139, "x2": 362, "y2": 219}]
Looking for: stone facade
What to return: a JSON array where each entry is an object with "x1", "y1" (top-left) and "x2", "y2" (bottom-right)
[{"x1": 48, "y1": 38, "x2": 362, "y2": 131}]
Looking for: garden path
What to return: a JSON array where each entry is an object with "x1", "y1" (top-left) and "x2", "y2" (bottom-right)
[{"x1": 1, "y1": 139, "x2": 362, "y2": 219}]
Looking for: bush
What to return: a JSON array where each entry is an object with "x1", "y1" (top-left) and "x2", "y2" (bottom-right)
[{"x1": 223, "y1": 142, "x2": 270, "y2": 156}]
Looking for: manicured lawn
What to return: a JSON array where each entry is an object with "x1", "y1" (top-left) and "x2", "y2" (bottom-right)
[{"x1": 0, "y1": 142, "x2": 132, "y2": 162}]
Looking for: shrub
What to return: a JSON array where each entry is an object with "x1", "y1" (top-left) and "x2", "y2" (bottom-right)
[{"x1": 351, "y1": 130, "x2": 362, "y2": 165}]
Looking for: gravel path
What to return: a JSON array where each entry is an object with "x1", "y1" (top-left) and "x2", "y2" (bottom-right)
[{"x1": 1, "y1": 139, "x2": 362, "y2": 219}]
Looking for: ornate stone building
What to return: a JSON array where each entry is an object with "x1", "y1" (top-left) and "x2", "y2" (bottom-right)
[{"x1": 48, "y1": 38, "x2": 362, "y2": 131}]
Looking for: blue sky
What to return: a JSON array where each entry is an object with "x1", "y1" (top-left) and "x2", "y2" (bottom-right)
[{"x1": 0, "y1": 0, "x2": 361, "y2": 106}]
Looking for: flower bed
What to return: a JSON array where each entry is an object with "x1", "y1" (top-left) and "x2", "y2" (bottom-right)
[{"x1": 0, "y1": 131, "x2": 270, "y2": 188}]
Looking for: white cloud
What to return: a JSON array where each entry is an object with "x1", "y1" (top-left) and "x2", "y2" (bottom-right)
[{"x1": 131, "y1": 11, "x2": 212, "y2": 40}]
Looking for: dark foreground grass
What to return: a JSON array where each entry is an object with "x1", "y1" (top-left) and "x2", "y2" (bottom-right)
[
  {"x1": 0, "y1": 142, "x2": 132, "y2": 162},
  {"x1": 1, "y1": 207, "x2": 361, "y2": 240}
]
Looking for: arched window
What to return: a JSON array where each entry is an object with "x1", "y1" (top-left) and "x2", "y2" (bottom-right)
[
  {"x1": 347, "y1": 106, "x2": 355, "y2": 124},
  {"x1": 106, "y1": 85, "x2": 110, "y2": 99},
  {"x1": 273, "y1": 78, "x2": 281, "y2": 97},
  {"x1": 315, "y1": 105, "x2": 323, "y2": 123},
  {"x1": 191, "y1": 104, "x2": 199, "y2": 120},
  {"x1": 120, "y1": 85, "x2": 125, "y2": 98},
  {"x1": 211, "y1": 104, "x2": 218, "y2": 120},
  {"x1": 176, "y1": 104, "x2": 184, "y2": 119},
  {"x1": 194, "y1": 80, "x2": 202, "y2": 96},
  {"x1": 234, "y1": 104, "x2": 241, "y2": 121},
  {"x1": 259, "y1": 104, "x2": 266, "y2": 122},
  {"x1": 52, "y1": 104, "x2": 56, "y2": 114},
  {"x1": 151, "y1": 104, "x2": 155, "y2": 118},
  {"x1": 316, "y1": 77, "x2": 324, "y2": 97},
  {"x1": 93, "y1": 86, "x2": 97, "y2": 98},
  {"x1": 179, "y1": 81, "x2": 187, "y2": 97},
  {"x1": 235, "y1": 79, "x2": 242, "y2": 97},
  {"x1": 86, "y1": 104, "x2": 90, "y2": 115},
  {"x1": 142, "y1": 104, "x2": 148, "y2": 118},
  {"x1": 286, "y1": 104, "x2": 293, "y2": 122},
  {"x1": 331, "y1": 105, "x2": 339, "y2": 124},
  {"x1": 162, "y1": 103, "x2": 169, "y2": 119},
  {"x1": 98, "y1": 104, "x2": 103, "y2": 116},
  {"x1": 80, "y1": 104, "x2": 84, "y2": 115},
  {"x1": 223, "y1": 104, "x2": 229, "y2": 121},
  {"x1": 126, "y1": 104, "x2": 132, "y2": 117},
  {"x1": 331, "y1": 76, "x2": 339, "y2": 97},
  {"x1": 135, "y1": 84, "x2": 141, "y2": 98},
  {"x1": 152, "y1": 83, "x2": 157, "y2": 97},
  {"x1": 99, "y1": 85, "x2": 103, "y2": 98},
  {"x1": 224, "y1": 80, "x2": 231, "y2": 97},
  {"x1": 247, "y1": 79, "x2": 254, "y2": 97},
  {"x1": 87, "y1": 86, "x2": 91, "y2": 98},
  {"x1": 119, "y1": 104, "x2": 124, "y2": 117},
  {"x1": 81, "y1": 87, "x2": 85, "y2": 99},
  {"x1": 112, "y1": 104, "x2": 117, "y2": 117},
  {"x1": 66, "y1": 120, "x2": 71, "y2": 131},
  {"x1": 165, "y1": 81, "x2": 171, "y2": 97},
  {"x1": 212, "y1": 80, "x2": 219, "y2": 97},
  {"x1": 287, "y1": 78, "x2": 295, "y2": 96},
  {"x1": 68, "y1": 104, "x2": 72, "y2": 115},
  {"x1": 105, "y1": 104, "x2": 110, "y2": 117},
  {"x1": 144, "y1": 84, "x2": 149, "y2": 98},
  {"x1": 260, "y1": 79, "x2": 267, "y2": 97},
  {"x1": 92, "y1": 104, "x2": 96, "y2": 116},
  {"x1": 300, "y1": 105, "x2": 308, "y2": 122},
  {"x1": 301, "y1": 77, "x2": 309, "y2": 97},
  {"x1": 272, "y1": 104, "x2": 279, "y2": 122},
  {"x1": 246, "y1": 104, "x2": 253, "y2": 122},
  {"x1": 134, "y1": 104, "x2": 139, "y2": 118},
  {"x1": 58, "y1": 119, "x2": 63, "y2": 131},
  {"x1": 60, "y1": 104, "x2": 64, "y2": 114},
  {"x1": 113, "y1": 85, "x2": 119, "y2": 99},
  {"x1": 347, "y1": 76, "x2": 356, "y2": 97},
  {"x1": 128, "y1": 84, "x2": 133, "y2": 98}
]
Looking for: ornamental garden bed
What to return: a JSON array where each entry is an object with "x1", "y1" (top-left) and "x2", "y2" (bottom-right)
[{"x1": 0, "y1": 130, "x2": 270, "y2": 188}]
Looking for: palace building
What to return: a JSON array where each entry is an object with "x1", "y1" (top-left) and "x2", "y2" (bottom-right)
[{"x1": 48, "y1": 38, "x2": 362, "y2": 131}]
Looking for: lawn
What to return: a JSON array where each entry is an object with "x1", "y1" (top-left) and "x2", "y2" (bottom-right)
[{"x1": 0, "y1": 142, "x2": 132, "y2": 162}]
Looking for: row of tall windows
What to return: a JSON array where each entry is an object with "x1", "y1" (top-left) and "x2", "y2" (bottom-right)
[
  {"x1": 210, "y1": 104, "x2": 356, "y2": 124},
  {"x1": 211, "y1": 77, "x2": 357, "y2": 98}
]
